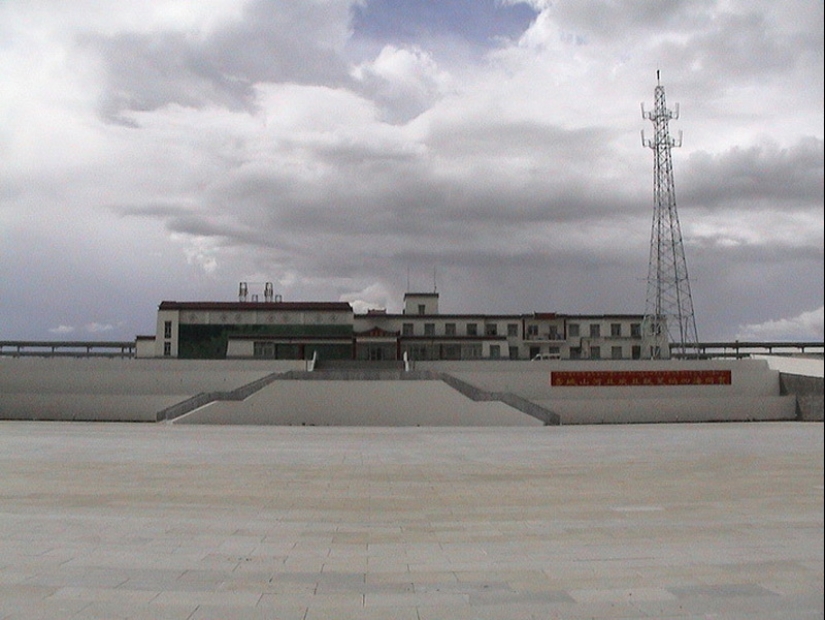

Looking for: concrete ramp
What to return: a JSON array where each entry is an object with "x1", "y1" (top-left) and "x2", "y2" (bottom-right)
[{"x1": 172, "y1": 380, "x2": 543, "y2": 426}]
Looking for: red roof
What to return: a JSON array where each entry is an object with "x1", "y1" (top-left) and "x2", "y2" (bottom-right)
[{"x1": 159, "y1": 301, "x2": 352, "y2": 312}]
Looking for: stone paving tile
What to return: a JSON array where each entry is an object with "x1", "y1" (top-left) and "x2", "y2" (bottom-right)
[
  {"x1": 304, "y1": 606, "x2": 419, "y2": 620},
  {"x1": 0, "y1": 422, "x2": 821, "y2": 619},
  {"x1": 632, "y1": 592, "x2": 825, "y2": 619},
  {"x1": 64, "y1": 601, "x2": 199, "y2": 620},
  {"x1": 364, "y1": 590, "x2": 469, "y2": 607},
  {"x1": 151, "y1": 589, "x2": 264, "y2": 607},
  {"x1": 569, "y1": 587, "x2": 678, "y2": 604},
  {"x1": 0, "y1": 598, "x2": 91, "y2": 620},
  {"x1": 257, "y1": 592, "x2": 365, "y2": 608},
  {"x1": 48, "y1": 586, "x2": 160, "y2": 604},
  {"x1": 191, "y1": 604, "x2": 307, "y2": 620}
]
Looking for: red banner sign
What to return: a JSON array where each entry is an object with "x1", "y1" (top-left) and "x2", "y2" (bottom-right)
[{"x1": 550, "y1": 370, "x2": 732, "y2": 387}]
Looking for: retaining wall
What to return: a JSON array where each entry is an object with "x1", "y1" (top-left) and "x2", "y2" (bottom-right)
[
  {"x1": 1, "y1": 357, "x2": 818, "y2": 425},
  {"x1": 0, "y1": 358, "x2": 302, "y2": 422}
]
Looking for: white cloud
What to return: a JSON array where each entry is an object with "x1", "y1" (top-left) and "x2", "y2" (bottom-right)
[
  {"x1": 48, "y1": 325, "x2": 76, "y2": 335},
  {"x1": 173, "y1": 233, "x2": 221, "y2": 274},
  {"x1": 352, "y1": 45, "x2": 453, "y2": 121},
  {"x1": 85, "y1": 322, "x2": 115, "y2": 334},
  {"x1": 737, "y1": 306, "x2": 824, "y2": 341},
  {"x1": 339, "y1": 282, "x2": 396, "y2": 314}
]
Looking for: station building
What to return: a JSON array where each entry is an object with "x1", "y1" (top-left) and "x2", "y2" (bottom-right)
[{"x1": 139, "y1": 288, "x2": 650, "y2": 361}]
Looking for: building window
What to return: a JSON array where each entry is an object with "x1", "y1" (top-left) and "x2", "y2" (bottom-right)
[
  {"x1": 548, "y1": 347, "x2": 560, "y2": 355},
  {"x1": 424, "y1": 323, "x2": 435, "y2": 336},
  {"x1": 548, "y1": 326, "x2": 559, "y2": 340},
  {"x1": 163, "y1": 321, "x2": 172, "y2": 339},
  {"x1": 418, "y1": 304, "x2": 426, "y2": 315},
  {"x1": 485, "y1": 324, "x2": 497, "y2": 336},
  {"x1": 590, "y1": 346, "x2": 601, "y2": 359},
  {"x1": 409, "y1": 345, "x2": 427, "y2": 360},
  {"x1": 489, "y1": 345, "x2": 501, "y2": 358},
  {"x1": 402, "y1": 323, "x2": 414, "y2": 336},
  {"x1": 527, "y1": 324, "x2": 538, "y2": 338},
  {"x1": 509, "y1": 346, "x2": 519, "y2": 359},
  {"x1": 163, "y1": 341, "x2": 171, "y2": 356},
  {"x1": 445, "y1": 323, "x2": 456, "y2": 336},
  {"x1": 507, "y1": 323, "x2": 518, "y2": 337},
  {"x1": 590, "y1": 324, "x2": 601, "y2": 338},
  {"x1": 466, "y1": 323, "x2": 478, "y2": 336},
  {"x1": 632, "y1": 345, "x2": 642, "y2": 359},
  {"x1": 568, "y1": 323, "x2": 580, "y2": 337},
  {"x1": 631, "y1": 323, "x2": 642, "y2": 338},
  {"x1": 611, "y1": 346, "x2": 623, "y2": 359},
  {"x1": 254, "y1": 342, "x2": 276, "y2": 358},
  {"x1": 611, "y1": 323, "x2": 622, "y2": 337},
  {"x1": 442, "y1": 344, "x2": 462, "y2": 360}
]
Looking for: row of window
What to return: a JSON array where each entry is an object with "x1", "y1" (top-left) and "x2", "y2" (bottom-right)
[
  {"x1": 166, "y1": 319, "x2": 643, "y2": 340},
  {"x1": 249, "y1": 342, "x2": 642, "y2": 361},
  {"x1": 568, "y1": 323, "x2": 642, "y2": 338},
  {"x1": 400, "y1": 322, "x2": 643, "y2": 338},
  {"x1": 401, "y1": 322, "x2": 520, "y2": 337}
]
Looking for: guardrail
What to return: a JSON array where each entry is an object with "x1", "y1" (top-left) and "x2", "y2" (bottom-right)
[
  {"x1": 674, "y1": 341, "x2": 824, "y2": 359},
  {"x1": 0, "y1": 341, "x2": 136, "y2": 358}
]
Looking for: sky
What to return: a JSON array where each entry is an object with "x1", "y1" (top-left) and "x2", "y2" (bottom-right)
[{"x1": 1, "y1": 0, "x2": 822, "y2": 342}]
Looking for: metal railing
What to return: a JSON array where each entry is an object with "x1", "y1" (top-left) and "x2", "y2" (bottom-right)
[
  {"x1": 0, "y1": 341, "x2": 136, "y2": 358},
  {"x1": 673, "y1": 341, "x2": 824, "y2": 359}
]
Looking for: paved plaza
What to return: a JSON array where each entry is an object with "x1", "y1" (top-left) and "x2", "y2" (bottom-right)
[{"x1": 0, "y1": 421, "x2": 822, "y2": 619}]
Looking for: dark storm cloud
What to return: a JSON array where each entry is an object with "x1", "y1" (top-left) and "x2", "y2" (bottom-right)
[
  {"x1": 162, "y1": 138, "x2": 644, "y2": 254},
  {"x1": 681, "y1": 137, "x2": 824, "y2": 208},
  {"x1": 82, "y1": 0, "x2": 354, "y2": 122}
]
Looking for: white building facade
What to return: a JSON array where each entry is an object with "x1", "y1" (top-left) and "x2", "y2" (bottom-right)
[{"x1": 140, "y1": 292, "x2": 653, "y2": 360}]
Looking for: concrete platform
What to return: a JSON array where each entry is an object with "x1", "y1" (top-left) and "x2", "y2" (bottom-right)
[{"x1": 0, "y1": 421, "x2": 821, "y2": 619}]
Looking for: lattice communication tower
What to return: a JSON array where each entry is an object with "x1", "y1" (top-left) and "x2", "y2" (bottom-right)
[{"x1": 641, "y1": 72, "x2": 699, "y2": 359}]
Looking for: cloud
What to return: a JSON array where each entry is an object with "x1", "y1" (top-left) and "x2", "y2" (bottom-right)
[
  {"x1": 85, "y1": 322, "x2": 116, "y2": 334},
  {"x1": 48, "y1": 325, "x2": 76, "y2": 335},
  {"x1": 682, "y1": 138, "x2": 824, "y2": 209},
  {"x1": 352, "y1": 45, "x2": 453, "y2": 122},
  {"x1": 0, "y1": 0, "x2": 821, "y2": 343},
  {"x1": 339, "y1": 282, "x2": 395, "y2": 314},
  {"x1": 79, "y1": 0, "x2": 356, "y2": 123},
  {"x1": 737, "y1": 306, "x2": 824, "y2": 341},
  {"x1": 172, "y1": 233, "x2": 222, "y2": 274}
]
